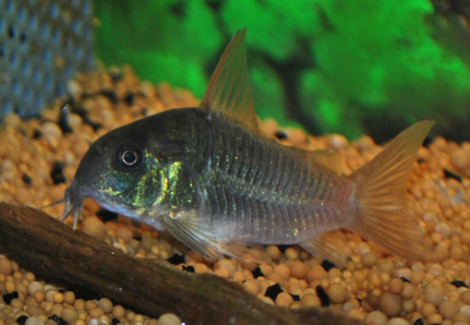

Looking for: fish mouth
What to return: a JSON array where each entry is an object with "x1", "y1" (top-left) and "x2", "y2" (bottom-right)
[{"x1": 61, "y1": 185, "x2": 85, "y2": 230}]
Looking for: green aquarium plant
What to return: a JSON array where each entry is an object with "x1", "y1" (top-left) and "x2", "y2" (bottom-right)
[{"x1": 94, "y1": 0, "x2": 470, "y2": 142}]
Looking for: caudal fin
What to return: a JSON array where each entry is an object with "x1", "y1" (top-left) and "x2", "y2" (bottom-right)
[{"x1": 347, "y1": 121, "x2": 435, "y2": 261}]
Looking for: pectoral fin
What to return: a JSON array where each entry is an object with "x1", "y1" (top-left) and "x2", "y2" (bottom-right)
[
  {"x1": 159, "y1": 210, "x2": 221, "y2": 259},
  {"x1": 157, "y1": 210, "x2": 263, "y2": 262}
]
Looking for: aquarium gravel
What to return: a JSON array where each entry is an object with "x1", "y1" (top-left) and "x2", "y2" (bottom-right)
[{"x1": 1, "y1": 66, "x2": 470, "y2": 325}]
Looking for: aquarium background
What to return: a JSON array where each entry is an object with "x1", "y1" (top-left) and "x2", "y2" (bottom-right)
[
  {"x1": 93, "y1": 0, "x2": 470, "y2": 143},
  {"x1": 2, "y1": 1, "x2": 468, "y2": 142},
  {"x1": 93, "y1": 0, "x2": 470, "y2": 142}
]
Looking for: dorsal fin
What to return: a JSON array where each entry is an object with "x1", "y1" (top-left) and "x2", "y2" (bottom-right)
[{"x1": 200, "y1": 29, "x2": 259, "y2": 133}]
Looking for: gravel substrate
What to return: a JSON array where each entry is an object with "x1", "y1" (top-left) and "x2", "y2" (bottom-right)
[{"x1": 1, "y1": 66, "x2": 470, "y2": 325}]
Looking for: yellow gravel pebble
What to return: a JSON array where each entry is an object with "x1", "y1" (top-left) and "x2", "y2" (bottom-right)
[
  {"x1": 327, "y1": 283, "x2": 347, "y2": 304},
  {"x1": 214, "y1": 259, "x2": 236, "y2": 277},
  {"x1": 193, "y1": 262, "x2": 210, "y2": 274},
  {"x1": 98, "y1": 298, "x2": 113, "y2": 313},
  {"x1": 438, "y1": 300, "x2": 459, "y2": 319},
  {"x1": 112, "y1": 305, "x2": 126, "y2": 319},
  {"x1": 460, "y1": 290, "x2": 470, "y2": 304},
  {"x1": 82, "y1": 216, "x2": 108, "y2": 240},
  {"x1": 424, "y1": 287, "x2": 445, "y2": 306},
  {"x1": 88, "y1": 307, "x2": 104, "y2": 318},
  {"x1": 53, "y1": 292, "x2": 64, "y2": 304},
  {"x1": 306, "y1": 265, "x2": 327, "y2": 282},
  {"x1": 275, "y1": 292, "x2": 293, "y2": 307},
  {"x1": 387, "y1": 278, "x2": 404, "y2": 295},
  {"x1": 27, "y1": 281, "x2": 43, "y2": 295},
  {"x1": 157, "y1": 313, "x2": 182, "y2": 325},
  {"x1": 60, "y1": 308, "x2": 77, "y2": 323},
  {"x1": 386, "y1": 317, "x2": 409, "y2": 325},
  {"x1": 364, "y1": 310, "x2": 388, "y2": 325},
  {"x1": 273, "y1": 263, "x2": 290, "y2": 280},
  {"x1": 379, "y1": 292, "x2": 402, "y2": 317},
  {"x1": 0, "y1": 256, "x2": 13, "y2": 275},
  {"x1": 361, "y1": 252, "x2": 378, "y2": 268},
  {"x1": 300, "y1": 294, "x2": 321, "y2": 308},
  {"x1": 25, "y1": 317, "x2": 45, "y2": 325},
  {"x1": 115, "y1": 225, "x2": 134, "y2": 243},
  {"x1": 290, "y1": 260, "x2": 308, "y2": 279},
  {"x1": 266, "y1": 245, "x2": 281, "y2": 260},
  {"x1": 213, "y1": 266, "x2": 230, "y2": 278},
  {"x1": 243, "y1": 279, "x2": 260, "y2": 296}
]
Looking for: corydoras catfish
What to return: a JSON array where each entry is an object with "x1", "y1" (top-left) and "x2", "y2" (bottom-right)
[{"x1": 61, "y1": 29, "x2": 434, "y2": 265}]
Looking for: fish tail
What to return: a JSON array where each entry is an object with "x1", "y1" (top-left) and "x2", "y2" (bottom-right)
[{"x1": 347, "y1": 121, "x2": 435, "y2": 261}]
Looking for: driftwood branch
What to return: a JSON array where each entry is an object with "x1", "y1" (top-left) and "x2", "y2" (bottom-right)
[{"x1": 0, "y1": 202, "x2": 361, "y2": 325}]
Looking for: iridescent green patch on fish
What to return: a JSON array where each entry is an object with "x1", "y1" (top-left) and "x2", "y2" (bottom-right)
[{"x1": 59, "y1": 29, "x2": 435, "y2": 266}]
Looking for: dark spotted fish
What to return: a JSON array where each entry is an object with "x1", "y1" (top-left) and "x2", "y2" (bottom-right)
[{"x1": 60, "y1": 29, "x2": 434, "y2": 264}]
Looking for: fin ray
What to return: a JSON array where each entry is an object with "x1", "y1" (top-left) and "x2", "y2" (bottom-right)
[
  {"x1": 347, "y1": 121, "x2": 436, "y2": 262},
  {"x1": 301, "y1": 231, "x2": 348, "y2": 268},
  {"x1": 200, "y1": 29, "x2": 259, "y2": 133},
  {"x1": 158, "y1": 210, "x2": 220, "y2": 259},
  {"x1": 287, "y1": 147, "x2": 342, "y2": 174}
]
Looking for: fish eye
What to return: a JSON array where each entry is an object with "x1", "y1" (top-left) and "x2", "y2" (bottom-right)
[{"x1": 116, "y1": 145, "x2": 143, "y2": 169}]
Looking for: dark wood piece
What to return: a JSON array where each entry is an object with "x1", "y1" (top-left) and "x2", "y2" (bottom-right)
[{"x1": 0, "y1": 202, "x2": 362, "y2": 325}]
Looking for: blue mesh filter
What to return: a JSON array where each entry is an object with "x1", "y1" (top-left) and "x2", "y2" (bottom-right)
[{"x1": 0, "y1": 0, "x2": 94, "y2": 120}]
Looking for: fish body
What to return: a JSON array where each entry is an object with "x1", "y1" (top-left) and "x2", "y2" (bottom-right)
[{"x1": 62, "y1": 30, "x2": 434, "y2": 263}]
